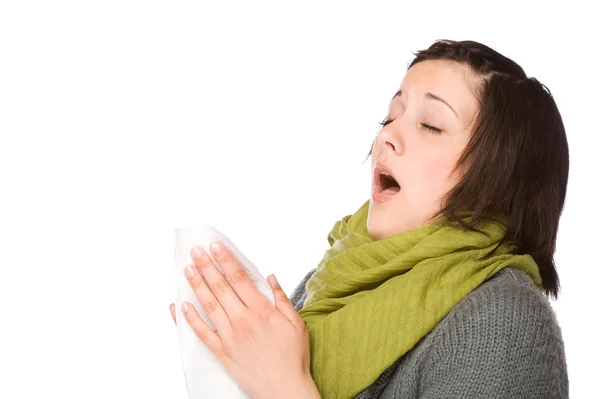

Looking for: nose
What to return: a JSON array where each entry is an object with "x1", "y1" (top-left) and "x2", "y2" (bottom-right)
[{"x1": 375, "y1": 123, "x2": 404, "y2": 156}]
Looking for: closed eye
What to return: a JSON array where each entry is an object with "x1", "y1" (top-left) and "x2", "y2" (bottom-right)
[
  {"x1": 378, "y1": 117, "x2": 394, "y2": 127},
  {"x1": 378, "y1": 118, "x2": 442, "y2": 134},
  {"x1": 420, "y1": 123, "x2": 442, "y2": 134}
]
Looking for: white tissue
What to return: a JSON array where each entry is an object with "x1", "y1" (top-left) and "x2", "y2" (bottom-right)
[{"x1": 174, "y1": 225, "x2": 275, "y2": 399}]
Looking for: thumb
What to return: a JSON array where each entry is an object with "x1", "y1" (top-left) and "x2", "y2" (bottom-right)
[{"x1": 268, "y1": 274, "x2": 303, "y2": 330}]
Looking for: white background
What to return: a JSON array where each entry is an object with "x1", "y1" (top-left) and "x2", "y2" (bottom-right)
[{"x1": 1, "y1": 1, "x2": 598, "y2": 398}]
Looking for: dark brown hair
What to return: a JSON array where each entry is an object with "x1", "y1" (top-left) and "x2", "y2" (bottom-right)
[{"x1": 364, "y1": 40, "x2": 569, "y2": 299}]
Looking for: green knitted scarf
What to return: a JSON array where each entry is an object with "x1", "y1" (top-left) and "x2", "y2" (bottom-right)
[{"x1": 297, "y1": 199, "x2": 543, "y2": 399}]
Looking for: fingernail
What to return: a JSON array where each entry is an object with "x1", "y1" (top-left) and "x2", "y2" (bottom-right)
[
  {"x1": 185, "y1": 264, "x2": 196, "y2": 278},
  {"x1": 210, "y1": 242, "x2": 222, "y2": 253},
  {"x1": 192, "y1": 246, "x2": 204, "y2": 258},
  {"x1": 182, "y1": 302, "x2": 190, "y2": 313},
  {"x1": 268, "y1": 274, "x2": 279, "y2": 288}
]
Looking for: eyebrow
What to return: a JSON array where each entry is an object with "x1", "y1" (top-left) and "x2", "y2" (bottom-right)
[{"x1": 392, "y1": 89, "x2": 459, "y2": 119}]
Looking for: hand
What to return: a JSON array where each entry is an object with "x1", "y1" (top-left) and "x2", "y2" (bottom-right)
[{"x1": 169, "y1": 242, "x2": 313, "y2": 399}]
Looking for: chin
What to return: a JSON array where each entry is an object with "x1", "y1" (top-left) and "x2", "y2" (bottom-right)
[
  {"x1": 367, "y1": 213, "x2": 394, "y2": 240},
  {"x1": 366, "y1": 224, "x2": 381, "y2": 240},
  {"x1": 367, "y1": 204, "x2": 412, "y2": 240},
  {"x1": 367, "y1": 223, "x2": 397, "y2": 240}
]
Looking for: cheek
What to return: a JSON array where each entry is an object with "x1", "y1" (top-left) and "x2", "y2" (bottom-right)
[{"x1": 408, "y1": 155, "x2": 458, "y2": 202}]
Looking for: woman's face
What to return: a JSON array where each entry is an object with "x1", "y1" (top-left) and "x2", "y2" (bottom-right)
[{"x1": 367, "y1": 59, "x2": 479, "y2": 240}]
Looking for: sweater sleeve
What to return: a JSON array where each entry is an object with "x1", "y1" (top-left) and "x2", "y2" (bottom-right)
[
  {"x1": 415, "y1": 272, "x2": 569, "y2": 399},
  {"x1": 289, "y1": 268, "x2": 316, "y2": 312}
]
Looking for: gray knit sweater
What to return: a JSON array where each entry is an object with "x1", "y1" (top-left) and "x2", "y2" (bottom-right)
[{"x1": 290, "y1": 267, "x2": 569, "y2": 398}]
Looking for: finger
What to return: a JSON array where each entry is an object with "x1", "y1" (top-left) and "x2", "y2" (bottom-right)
[
  {"x1": 207, "y1": 242, "x2": 271, "y2": 310},
  {"x1": 184, "y1": 262, "x2": 233, "y2": 337},
  {"x1": 181, "y1": 301, "x2": 224, "y2": 355},
  {"x1": 169, "y1": 303, "x2": 177, "y2": 325},
  {"x1": 268, "y1": 274, "x2": 306, "y2": 331},
  {"x1": 190, "y1": 245, "x2": 246, "y2": 320}
]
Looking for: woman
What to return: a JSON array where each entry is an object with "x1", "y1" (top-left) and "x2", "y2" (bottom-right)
[{"x1": 170, "y1": 39, "x2": 569, "y2": 398}]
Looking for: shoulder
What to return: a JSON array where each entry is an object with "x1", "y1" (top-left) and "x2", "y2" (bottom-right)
[
  {"x1": 400, "y1": 267, "x2": 569, "y2": 398},
  {"x1": 440, "y1": 267, "x2": 560, "y2": 333},
  {"x1": 435, "y1": 267, "x2": 565, "y2": 352}
]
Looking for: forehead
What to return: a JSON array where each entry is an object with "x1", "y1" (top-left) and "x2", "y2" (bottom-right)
[{"x1": 395, "y1": 59, "x2": 479, "y2": 124}]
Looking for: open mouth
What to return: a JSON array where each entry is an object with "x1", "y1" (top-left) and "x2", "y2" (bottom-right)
[
  {"x1": 372, "y1": 162, "x2": 401, "y2": 203},
  {"x1": 376, "y1": 173, "x2": 401, "y2": 195}
]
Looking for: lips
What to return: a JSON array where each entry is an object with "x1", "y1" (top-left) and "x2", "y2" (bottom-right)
[{"x1": 372, "y1": 162, "x2": 401, "y2": 203}]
